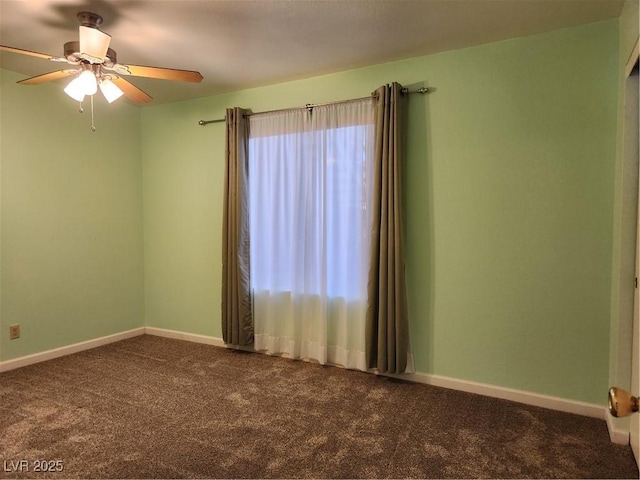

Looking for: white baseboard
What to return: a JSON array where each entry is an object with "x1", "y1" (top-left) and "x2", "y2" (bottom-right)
[
  {"x1": 0, "y1": 326, "x2": 226, "y2": 373},
  {"x1": 144, "y1": 326, "x2": 226, "y2": 347},
  {"x1": 606, "y1": 413, "x2": 631, "y2": 445},
  {"x1": 0, "y1": 327, "x2": 145, "y2": 373},
  {"x1": 386, "y1": 371, "x2": 606, "y2": 419},
  {"x1": 2, "y1": 325, "x2": 621, "y2": 443}
]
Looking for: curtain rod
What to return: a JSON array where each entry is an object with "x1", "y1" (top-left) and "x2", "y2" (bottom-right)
[{"x1": 197, "y1": 87, "x2": 429, "y2": 126}]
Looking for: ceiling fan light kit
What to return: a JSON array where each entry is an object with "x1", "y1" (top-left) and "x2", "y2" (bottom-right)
[{"x1": 0, "y1": 11, "x2": 203, "y2": 130}]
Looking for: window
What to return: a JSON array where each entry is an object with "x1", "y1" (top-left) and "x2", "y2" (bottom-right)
[
  {"x1": 248, "y1": 103, "x2": 375, "y2": 301},
  {"x1": 247, "y1": 99, "x2": 375, "y2": 368}
]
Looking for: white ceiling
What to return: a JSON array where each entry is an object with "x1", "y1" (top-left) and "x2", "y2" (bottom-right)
[{"x1": 0, "y1": 0, "x2": 625, "y2": 106}]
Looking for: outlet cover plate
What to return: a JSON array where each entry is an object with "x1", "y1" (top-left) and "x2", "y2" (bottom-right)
[{"x1": 9, "y1": 324, "x2": 20, "y2": 340}]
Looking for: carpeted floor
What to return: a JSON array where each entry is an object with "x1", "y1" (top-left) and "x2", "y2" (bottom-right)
[{"x1": 0, "y1": 334, "x2": 638, "y2": 479}]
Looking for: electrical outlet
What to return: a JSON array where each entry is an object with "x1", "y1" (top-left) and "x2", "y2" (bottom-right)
[{"x1": 9, "y1": 324, "x2": 20, "y2": 340}]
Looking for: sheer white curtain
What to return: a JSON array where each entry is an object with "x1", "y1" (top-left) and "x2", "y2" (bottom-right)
[{"x1": 249, "y1": 99, "x2": 375, "y2": 370}]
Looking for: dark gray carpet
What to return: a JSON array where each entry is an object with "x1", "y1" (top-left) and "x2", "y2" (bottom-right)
[{"x1": 0, "y1": 334, "x2": 637, "y2": 479}]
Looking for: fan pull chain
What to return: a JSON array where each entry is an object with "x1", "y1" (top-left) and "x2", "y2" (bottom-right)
[
  {"x1": 74, "y1": 98, "x2": 97, "y2": 132},
  {"x1": 90, "y1": 95, "x2": 96, "y2": 132}
]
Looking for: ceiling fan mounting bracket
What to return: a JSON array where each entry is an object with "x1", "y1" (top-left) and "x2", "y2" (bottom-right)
[{"x1": 77, "y1": 12, "x2": 103, "y2": 29}]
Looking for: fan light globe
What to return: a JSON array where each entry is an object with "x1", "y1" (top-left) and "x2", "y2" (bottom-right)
[
  {"x1": 64, "y1": 70, "x2": 98, "y2": 102},
  {"x1": 99, "y1": 79, "x2": 124, "y2": 103},
  {"x1": 78, "y1": 70, "x2": 98, "y2": 95},
  {"x1": 64, "y1": 77, "x2": 86, "y2": 102}
]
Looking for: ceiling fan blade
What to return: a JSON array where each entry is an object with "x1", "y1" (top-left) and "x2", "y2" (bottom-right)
[
  {"x1": 18, "y1": 70, "x2": 78, "y2": 85},
  {"x1": 111, "y1": 77, "x2": 153, "y2": 104},
  {"x1": 122, "y1": 64, "x2": 203, "y2": 83},
  {"x1": 0, "y1": 44, "x2": 56, "y2": 60}
]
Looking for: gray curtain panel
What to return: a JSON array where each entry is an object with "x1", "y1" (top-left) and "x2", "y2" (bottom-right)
[
  {"x1": 222, "y1": 107, "x2": 254, "y2": 346},
  {"x1": 365, "y1": 83, "x2": 409, "y2": 374}
]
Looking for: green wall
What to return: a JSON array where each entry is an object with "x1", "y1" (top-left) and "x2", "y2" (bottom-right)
[
  {"x1": 0, "y1": 68, "x2": 144, "y2": 361},
  {"x1": 142, "y1": 20, "x2": 619, "y2": 404}
]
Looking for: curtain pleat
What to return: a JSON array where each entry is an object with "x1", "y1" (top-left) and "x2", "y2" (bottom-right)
[
  {"x1": 222, "y1": 107, "x2": 254, "y2": 346},
  {"x1": 365, "y1": 83, "x2": 409, "y2": 374}
]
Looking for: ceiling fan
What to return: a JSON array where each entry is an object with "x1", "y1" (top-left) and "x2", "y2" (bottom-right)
[{"x1": 0, "y1": 11, "x2": 203, "y2": 105}]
